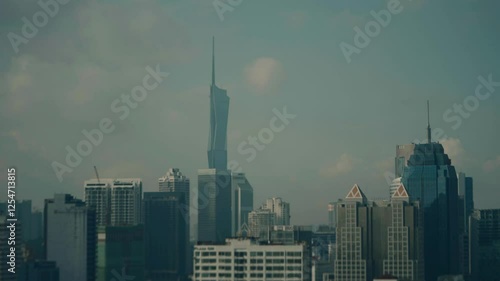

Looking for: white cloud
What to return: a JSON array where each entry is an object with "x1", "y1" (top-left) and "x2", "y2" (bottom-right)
[
  {"x1": 244, "y1": 57, "x2": 284, "y2": 94},
  {"x1": 319, "y1": 153, "x2": 356, "y2": 179},
  {"x1": 441, "y1": 137, "x2": 465, "y2": 165},
  {"x1": 375, "y1": 157, "x2": 393, "y2": 173},
  {"x1": 483, "y1": 156, "x2": 500, "y2": 172}
]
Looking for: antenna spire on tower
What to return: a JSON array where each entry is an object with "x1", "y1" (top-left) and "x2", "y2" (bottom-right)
[
  {"x1": 427, "y1": 100, "x2": 431, "y2": 143},
  {"x1": 212, "y1": 36, "x2": 215, "y2": 86}
]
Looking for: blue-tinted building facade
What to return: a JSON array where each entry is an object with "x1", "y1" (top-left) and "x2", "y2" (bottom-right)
[
  {"x1": 402, "y1": 142, "x2": 459, "y2": 281},
  {"x1": 143, "y1": 192, "x2": 187, "y2": 281},
  {"x1": 197, "y1": 169, "x2": 232, "y2": 243},
  {"x1": 207, "y1": 37, "x2": 229, "y2": 170}
]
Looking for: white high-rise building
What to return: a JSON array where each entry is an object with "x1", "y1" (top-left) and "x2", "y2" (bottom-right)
[
  {"x1": 248, "y1": 208, "x2": 275, "y2": 239},
  {"x1": 327, "y1": 202, "x2": 336, "y2": 229},
  {"x1": 84, "y1": 178, "x2": 142, "y2": 226},
  {"x1": 263, "y1": 197, "x2": 291, "y2": 225},
  {"x1": 84, "y1": 180, "x2": 111, "y2": 226},
  {"x1": 159, "y1": 168, "x2": 190, "y2": 235},
  {"x1": 193, "y1": 238, "x2": 310, "y2": 281},
  {"x1": 159, "y1": 168, "x2": 190, "y2": 204},
  {"x1": 231, "y1": 172, "x2": 254, "y2": 235}
]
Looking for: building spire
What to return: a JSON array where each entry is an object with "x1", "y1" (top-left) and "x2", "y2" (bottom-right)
[
  {"x1": 427, "y1": 100, "x2": 431, "y2": 143},
  {"x1": 212, "y1": 36, "x2": 215, "y2": 86}
]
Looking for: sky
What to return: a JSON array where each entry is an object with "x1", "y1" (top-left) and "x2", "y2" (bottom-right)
[{"x1": 0, "y1": 0, "x2": 499, "y2": 225}]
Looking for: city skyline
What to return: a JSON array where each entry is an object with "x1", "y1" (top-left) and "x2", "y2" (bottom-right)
[
  {"x1": 1, "y1": 0, "x2": 499, "y2": 227},
  {"x1": 1, "y1": 1, "x2": 500, "y2": 280}
]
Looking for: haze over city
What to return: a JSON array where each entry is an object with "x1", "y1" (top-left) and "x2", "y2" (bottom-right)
[{"x1": 1, "y1": 0, "x2": 499, "y2": 227}]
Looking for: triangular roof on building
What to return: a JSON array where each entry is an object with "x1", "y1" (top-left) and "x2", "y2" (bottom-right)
[
  {"x1": 345, "y1": 184, "x2": 367, "y2": 201},
  {"x1": 392, "y1": 183, "x2": 409, "y2": 200}
]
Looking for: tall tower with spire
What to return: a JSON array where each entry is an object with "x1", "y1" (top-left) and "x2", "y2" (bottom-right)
[
  {"x1": 198, "y1": 38, "x2": 232, "y2": 244},
  {"x1": 399, "y1": 101, "x2": 460, "y2": 281},
  {"x1": 207, "y1": 37, "x2": 230, "y2": 170}
]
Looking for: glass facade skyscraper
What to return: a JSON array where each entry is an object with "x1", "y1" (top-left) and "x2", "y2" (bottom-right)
[
  {"x1": 473, "y1": 209, "x2": 500, "y2": 281},
  {"x1": 207, "y1": 37, "x2": 229, "y2": 170},
  {"x1": 97, "y1": 225, "x2": 145, "y2": 281},
  {"x1": 158, "y1": 168, "x2": 191, "y2": 245},
  {"x1": 143, "y1": 192, "x2": 187, "y2": 281},
  {"x1": 458, "y1": 172, "x2": 474, "y2": 231},
  {"x1": 198, "y1": 39, "x2": 232, "y2": 244},
  {"x1": 197, "y1": 169, "x2": 232, "y2": 243},
  {"x1": 231, "y1": 172, "x2": 253, "y2": 236},
  {"x1": 44, "y1": 194, "x2": 97, "y2": 281},
  {"x1": 395, "y1": 143, "x2": 416, "y2": 178},
  {"x1": 401, "y1": 142, "x2": 460, "y2": 281}
]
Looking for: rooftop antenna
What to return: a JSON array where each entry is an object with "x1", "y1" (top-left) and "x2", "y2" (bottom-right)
[
  {"x1": 427, "y1": 100, "x2": 431, "y2": 143},
  {"x1": 211, "y1": 36, "x2": 215, "y2": 86}
]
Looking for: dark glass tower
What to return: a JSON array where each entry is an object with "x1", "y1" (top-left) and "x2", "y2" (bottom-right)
[
  {"x1": 101, "y1": 225, "x2": 145, "y2": 281},
  {"x1": 401, "y1": 103, "x2": 459, "y2": 281},
  {"x1": 207, "y1": 37, "x2": 229, "y2": 170},
  {"x1": 197, "y1": 169, "x2": 232, "y2": 243},
  {"x1": 143, "y1": 192, "x2": 187, "y2": 281},
  {"x1": 231, "y1": 172, "x2": 254, "y2": 236},
  {"x1": 44, "y1": 194, "x2": 97, "y2": 281}
]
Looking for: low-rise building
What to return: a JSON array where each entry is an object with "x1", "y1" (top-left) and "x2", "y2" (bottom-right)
[{"x1": 193, "y1": 238, "x2": 310, "y2": 281}]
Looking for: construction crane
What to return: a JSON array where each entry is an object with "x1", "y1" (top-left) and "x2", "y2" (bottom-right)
[{"x1": 94, "y1": 166, "x2": 100, "y2": 184}]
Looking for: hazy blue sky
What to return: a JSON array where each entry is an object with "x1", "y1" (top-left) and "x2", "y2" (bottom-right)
[{"x1": 1, "y1": 0, "x2": 499, "y2": 225}]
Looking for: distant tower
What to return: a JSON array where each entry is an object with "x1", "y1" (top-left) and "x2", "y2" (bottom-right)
[
  {"x1": 198, "y1": 38, "x2": 232, "y2": 243},
  {"x1": 84, "y1": 180, "x2": 111, "y2": 226},
  {"x1": 159, "y1": 168, "x2": 190, "y2": 200},
  {"x1": 248, "y1": 208, "x2": 275, "y2": 240},
  {"x1": 143, "y1": 192, "x2": 187, "y2": 281},
  {"x1": 334, "y1": 184, "x2": 424, "y2": 281},
  {"x1": 44, "y1": 194, "x2": 96, "y2": 281},
  {"x1": 158, "y1": 168, "x2": 191, "y2": 277},
  {"x1": 231, "y1": 172, "x2": 254, "y2": 235},
  {"x1": 427, "y1": 100, "x2": 431, "y2": 143},
  {"x1": 395, "y1": 144, "x2": 416, "y2": 178},
  {"x1": 84, "y1": 178, "x2": 142, "y2": 227},
  {"x1": 197, "y1": 169, "x2": 232, "y2": 243},
  {"x1": 401, "y1": 102, "x2": 460, "y2": 281},
  {"x1": 327, "y1": 202, "x2": 336, "y2": 229},
  {"x1": 158, "y1": 168, "x2": 190, "y2": 234},
  {"x1": 458, "y1": 172, "x2": 474, "y2": 231},
  {"x1": 207, "y1": 37, "x2": 230, "y2": 170},
  {"x1": 263, "y1": 197, "x2": 291, "y2": 225}
]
